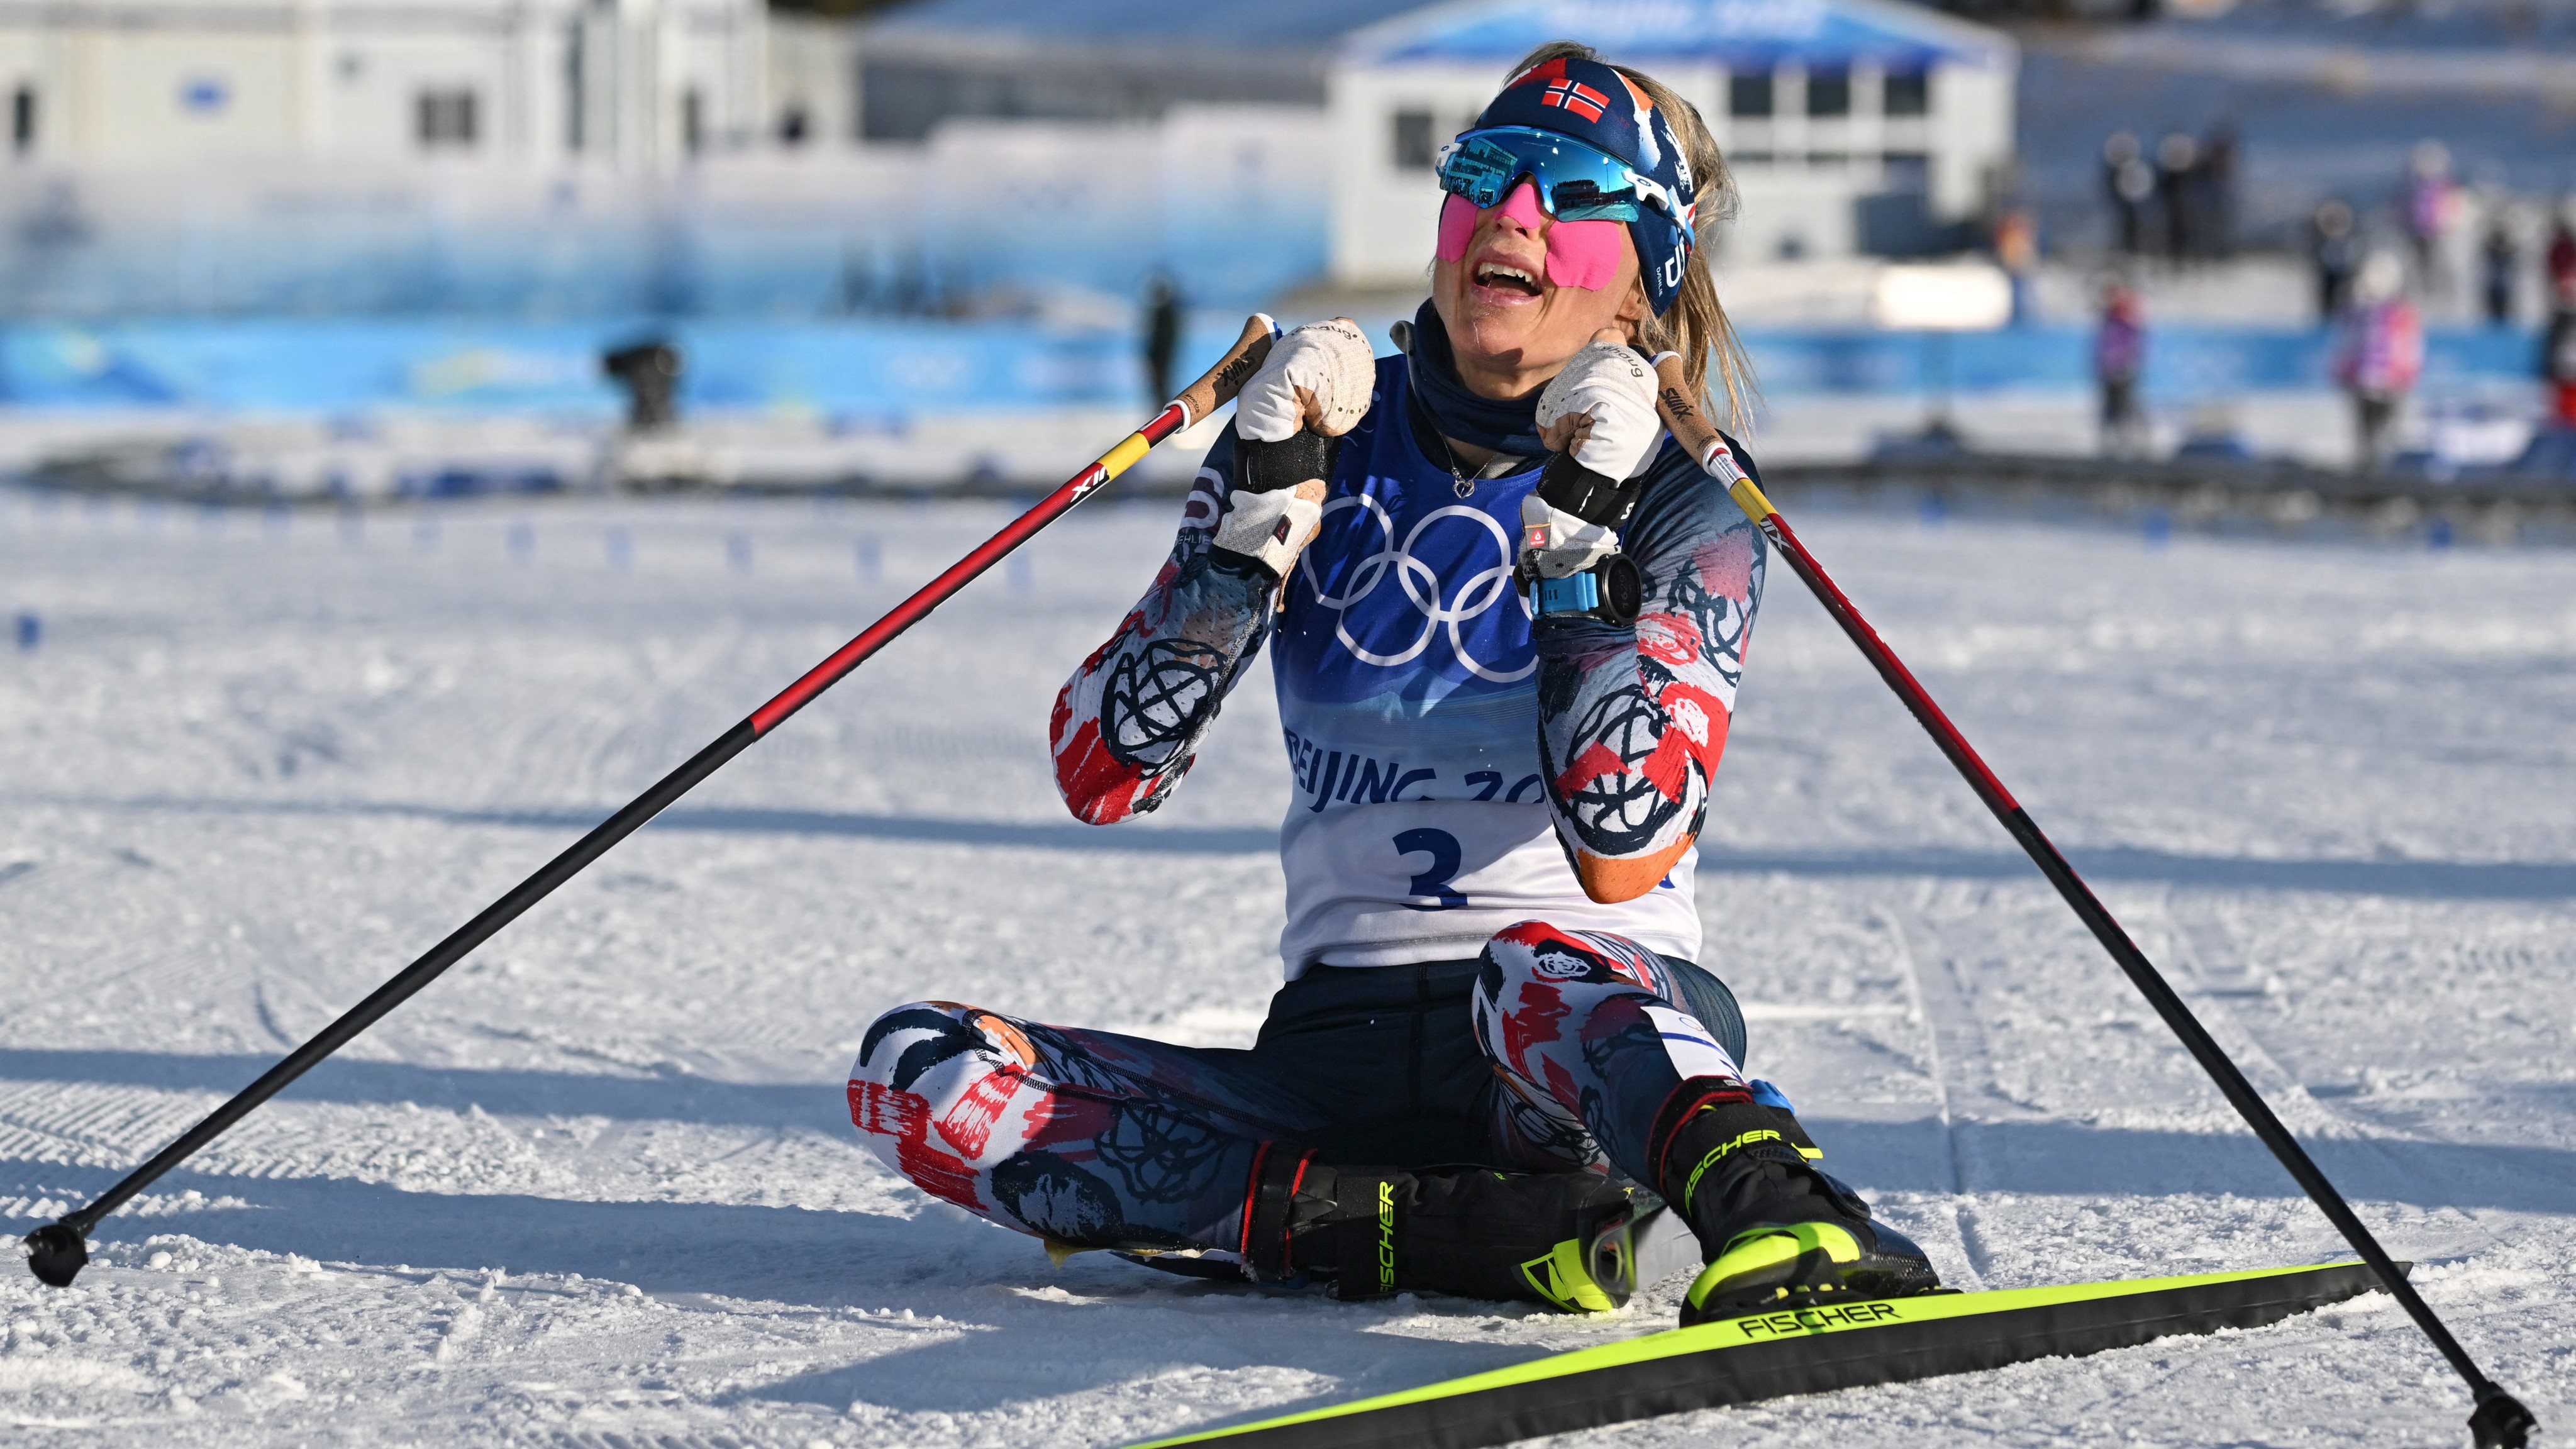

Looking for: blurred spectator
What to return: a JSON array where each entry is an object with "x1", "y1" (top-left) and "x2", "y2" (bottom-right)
[
  {"x1": 2481, "y1": 209, "x2": 2519, "y2": 328},
  {"x1": 2311, "y1": 199, "x2": 2362, "y2": 323},
  {"x1": 2548, "y1": 201, "x2": 2576, "y2": 299},
  {"x1": 2544, "y1": 273, "x2": 2576, "y2": 427},
  {"x1": 1142, "y1": 272, "x2": 1183, "y2": 410},
  {"x1": 2096, "y1": 279, "x2": 2150, "y2": 458},
  {"x1": 1993, "y1": 205, "x2": 2039, "y2": 326},
  {"x1": 2102, "y1": 132, "x2": 2153, "y2": 257},
  {"x1": 2155, "y1": 131, "x2": 2199, "y2": 262},
  {"x1": 2333, "y1": 253, "x2": 2423, "y2": 472},
  {"x1": 602, "y1": 340, "x2": 681, "y2": 431},
  {"x1": 2197, "y1": 124, "x2": 2238, "y2": 260},
  {"x1": 2402, "y1": 142, "x2": 2459, "y2": 299}
]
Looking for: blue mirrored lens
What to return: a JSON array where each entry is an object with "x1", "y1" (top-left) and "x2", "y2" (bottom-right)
[{"x1": 1436, "y1": 127, "x2": 1643, "y2": 223}]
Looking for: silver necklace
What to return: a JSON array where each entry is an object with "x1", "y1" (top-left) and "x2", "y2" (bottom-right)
[
  {"x1": 1433, "y1": 430, "x2": 1477, "y2": 499},
  {"x1": 1397, "y1": 319, "x2": 1480, "y2": 498}
]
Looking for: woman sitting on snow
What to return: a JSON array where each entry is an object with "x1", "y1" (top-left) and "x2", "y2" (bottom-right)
[{"x1": 847, "y1": 43, "x2": 1938, "y2": 1325}]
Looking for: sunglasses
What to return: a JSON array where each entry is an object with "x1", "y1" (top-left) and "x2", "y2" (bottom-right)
[{"x1": 1433, "y1": 126, "x2": 1680, "y2": 225}]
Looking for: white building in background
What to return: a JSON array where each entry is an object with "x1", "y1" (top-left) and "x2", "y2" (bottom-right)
[
  {"x1": 0, "y1": 0, "x2": 857, "y2": 167},
  {"x1": 1333, "y1": 0, "x2": 2016, "y2": 280}
]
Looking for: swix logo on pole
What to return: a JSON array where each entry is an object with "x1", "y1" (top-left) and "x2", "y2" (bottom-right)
[{"x1": 1541, "y1": 79, "x2": 1609, "y2": 122}]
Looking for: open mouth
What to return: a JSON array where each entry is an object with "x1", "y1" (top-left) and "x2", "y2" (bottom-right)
[{"x1": 1473, "y1": 261, "x2": 1544, "y2": 297}]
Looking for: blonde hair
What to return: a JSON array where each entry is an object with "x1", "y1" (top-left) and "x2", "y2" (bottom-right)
[{"x1": 1506, "y1": 40, "x2": 1757, "y2": 434}]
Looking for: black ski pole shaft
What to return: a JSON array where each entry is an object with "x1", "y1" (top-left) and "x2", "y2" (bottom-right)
[
  {"x1": 1650, "y1": 362, "x2": 2533, "y2": 1449},
  {"x1": 33, "y1": 722, "x2": 753, "y2": 1247},
  {"x1": 22, "y1": 315, "x2": 1280, "y2": 1291}
]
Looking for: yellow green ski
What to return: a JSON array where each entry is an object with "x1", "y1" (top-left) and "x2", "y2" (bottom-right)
[{"x1": 1130, "y1": 1260, "x2": 2393, "y2": 1449}]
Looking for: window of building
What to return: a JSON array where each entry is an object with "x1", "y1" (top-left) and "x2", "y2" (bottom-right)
[
  {"x1": 564, "y1": 19, "x2": 586, "y2": 152},
  {"x1": 1728, "y1": 73, "x2": 1773, "y2": 118},
  {"x1": 1392, "y1": 109, "x2": 1435, "y2": 169},
  {"x1": 682, "y1": 89, "x2": 704, "y2": 155},
  {"x1": 416, "y1": 89, "x2": 478, "y2": 148},
  {"x1": 1806, "y1": 68, "x2": 1851, "y2": 118},
  {"x1": 1884, "y1": 71, "x2": 1930, "y2": 118},
  {"x1": 10, "y1": 86, "x2": 33, "y2": 154},
  {"x1": 1882, "y1": 152, "x2": 1931, "y2": 190}
]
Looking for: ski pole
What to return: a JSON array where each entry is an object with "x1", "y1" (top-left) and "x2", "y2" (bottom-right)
[
  {"x1": 1652, "y1": 359, "x2": 2534, "y2": 1449},
  {"x1": 20, "y1": 314, "x2": 1282, "y2": 1292}
]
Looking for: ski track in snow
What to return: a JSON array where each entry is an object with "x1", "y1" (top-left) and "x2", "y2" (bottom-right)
[{"x1": 0, "y1": 489, "x2": 2568, "y2": 1446}]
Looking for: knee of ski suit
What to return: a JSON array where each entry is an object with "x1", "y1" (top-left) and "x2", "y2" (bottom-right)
[
  {"x1": 846, "y1": 1000, "x2": 1041, "y2": 1220},
  {"x1": 1472, "y1": 921, "x2": 1749, "y2": 1179}
]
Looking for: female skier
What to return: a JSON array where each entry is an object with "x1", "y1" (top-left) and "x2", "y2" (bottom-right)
[{"x1": 848, "y1": 44, "x2": 1937, "y2": 1326}]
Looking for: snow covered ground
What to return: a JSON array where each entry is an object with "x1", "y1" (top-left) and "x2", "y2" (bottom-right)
[{"x1": 0, "y1": 481, "x2": 2569, "y2": 1446}]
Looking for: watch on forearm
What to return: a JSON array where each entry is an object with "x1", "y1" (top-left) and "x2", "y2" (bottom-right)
[
  {"x1": 1528, "y1": 555, "x2": 1643, "y2": 625},
  {"x1": 1521, "y1": 454, "x2": 1646, "y2": 625}
]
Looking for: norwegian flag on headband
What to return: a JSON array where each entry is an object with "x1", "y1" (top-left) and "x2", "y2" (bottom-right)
[
  {"x1": 1541, "y1": 78, "x2": 1609, "y2": 123},
  {"x1": 1469, "y1": 53, "x2": 1700, "y2": 317}
]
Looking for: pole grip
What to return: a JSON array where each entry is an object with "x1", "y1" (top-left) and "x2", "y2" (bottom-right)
[
  {"x1": 1651, "y1": 353, "x2": 1756, "y2": 508},
  {"x1": 1176, "y1": 312, "x2": 1279, "y2": 428}
]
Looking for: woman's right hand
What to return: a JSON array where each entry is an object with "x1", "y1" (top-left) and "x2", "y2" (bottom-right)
[{"x1": 1218, "y1": 318, "x2": 1370, "y2": 584}]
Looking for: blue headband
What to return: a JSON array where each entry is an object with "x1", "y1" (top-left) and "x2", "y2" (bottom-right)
[{"x1": 1466, "y1": 55, "x2": 1698, "y2": 316}]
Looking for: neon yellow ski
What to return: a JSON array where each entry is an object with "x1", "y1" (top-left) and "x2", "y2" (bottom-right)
[{"x1": 1131, "y1": 1260, "x2": 2389, "y2": 1449}]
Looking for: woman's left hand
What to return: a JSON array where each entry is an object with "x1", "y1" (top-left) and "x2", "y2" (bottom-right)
[{"x1": 1535, "y1": 330, "x2": 1665, "y2": 481}]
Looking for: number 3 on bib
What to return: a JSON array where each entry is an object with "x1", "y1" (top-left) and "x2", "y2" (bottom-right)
[{"x1": 1394, "y1": 828, "x2": 1468, "y2": 911}]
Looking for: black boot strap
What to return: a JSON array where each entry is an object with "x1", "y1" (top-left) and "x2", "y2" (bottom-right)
[
  {"x1": 1243, "y1": 1144, "x2": 1318, "y2": 1282},
  {"x1": 1648, "y1": 1078, "x2": 1755, "y2": 1191}
]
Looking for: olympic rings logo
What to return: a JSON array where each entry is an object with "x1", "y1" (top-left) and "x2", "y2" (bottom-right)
[{"x1": 1297, "y1": 491, "x2": 1533, "y2": 684}]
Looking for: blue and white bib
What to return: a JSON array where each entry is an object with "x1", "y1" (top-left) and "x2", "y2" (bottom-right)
[{"x1": 1262, "y1": 356, "x2": 1700, "y2": 972}]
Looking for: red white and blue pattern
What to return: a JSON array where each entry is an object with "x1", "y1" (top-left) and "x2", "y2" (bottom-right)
[
  {"x1": 1050, "y1": 356, "x2": 1763, "y2": 971},
  {"x1": 847, "y1": 923, "x2": 1745, "y2": 1256}
]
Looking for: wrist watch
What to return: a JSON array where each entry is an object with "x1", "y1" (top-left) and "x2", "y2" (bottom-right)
[{"x1": 1526, "y1": 554, "x2": 1643, "y2": 625}]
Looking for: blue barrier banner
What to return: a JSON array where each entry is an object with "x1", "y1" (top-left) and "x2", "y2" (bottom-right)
[
  {"x1": 0, "y1": 318, "x2": 1177, "y2": 416},
  {"x1": 0, "y1": 318, "x2": 2545, "y2": 416},
  {"x1": 1735, "y1": 325, "x2": 2544, "y2": 399}
]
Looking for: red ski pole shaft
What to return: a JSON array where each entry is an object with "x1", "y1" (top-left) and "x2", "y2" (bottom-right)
[
  {"x1": 21, "y1": 314, "x2": 1282, "y2": 1290},
  {"x1": 1652, "y1": 359, "x2": 2532, "y2": 1448}
]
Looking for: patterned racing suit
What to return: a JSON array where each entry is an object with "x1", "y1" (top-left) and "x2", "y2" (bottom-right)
[{"x1": 851, "y1": 352, "x2": 1773, "y2": 1262}]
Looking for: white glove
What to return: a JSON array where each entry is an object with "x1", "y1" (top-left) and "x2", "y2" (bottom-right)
[
  {"x1": 1213, "y1": 479, "x2": 1326, "y2": 580},
  {"x1": 1519, "y1": 494, "x2": 1621, "y2": 580},
  {"x1": 1234, "y1": 318, "x2": 1375, "y2": 443},
  {"x1": 1535, "y1": 338, "x2": 1665, "y2": 480}
]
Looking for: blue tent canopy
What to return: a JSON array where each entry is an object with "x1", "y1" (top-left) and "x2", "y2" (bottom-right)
[
  {"x1": 867, "y1": 0, "x2": 1430, "y2": 50},
  {"x1": 1348, "y1": 0, "x2": 2012, "y2": 74}
]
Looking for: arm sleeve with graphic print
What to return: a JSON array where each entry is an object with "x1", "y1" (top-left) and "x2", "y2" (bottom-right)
[
  {"x1": 1050, "y1": 430, "x2": 1278, "y2": 824},
  {"x1": 1530, "y1": 436, "x2": 1766, "y2": 902}
]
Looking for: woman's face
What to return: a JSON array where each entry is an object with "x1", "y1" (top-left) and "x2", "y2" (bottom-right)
[{"x1": 1431, "y1": 182, "x2": 1650, "y2": 401}]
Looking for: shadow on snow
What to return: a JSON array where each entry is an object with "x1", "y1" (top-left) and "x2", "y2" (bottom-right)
[{"x1": 15, "y1": 793, "x2": 2576, "y2": 897}]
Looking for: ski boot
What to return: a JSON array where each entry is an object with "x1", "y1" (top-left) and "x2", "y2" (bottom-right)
[
  {"x1": 1653, "y1": 1077, "x2": 1940, "y2": 1326},
  {"x1": 1242, "y1": 1149, "x2": 1643, "y2": 1312}
]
